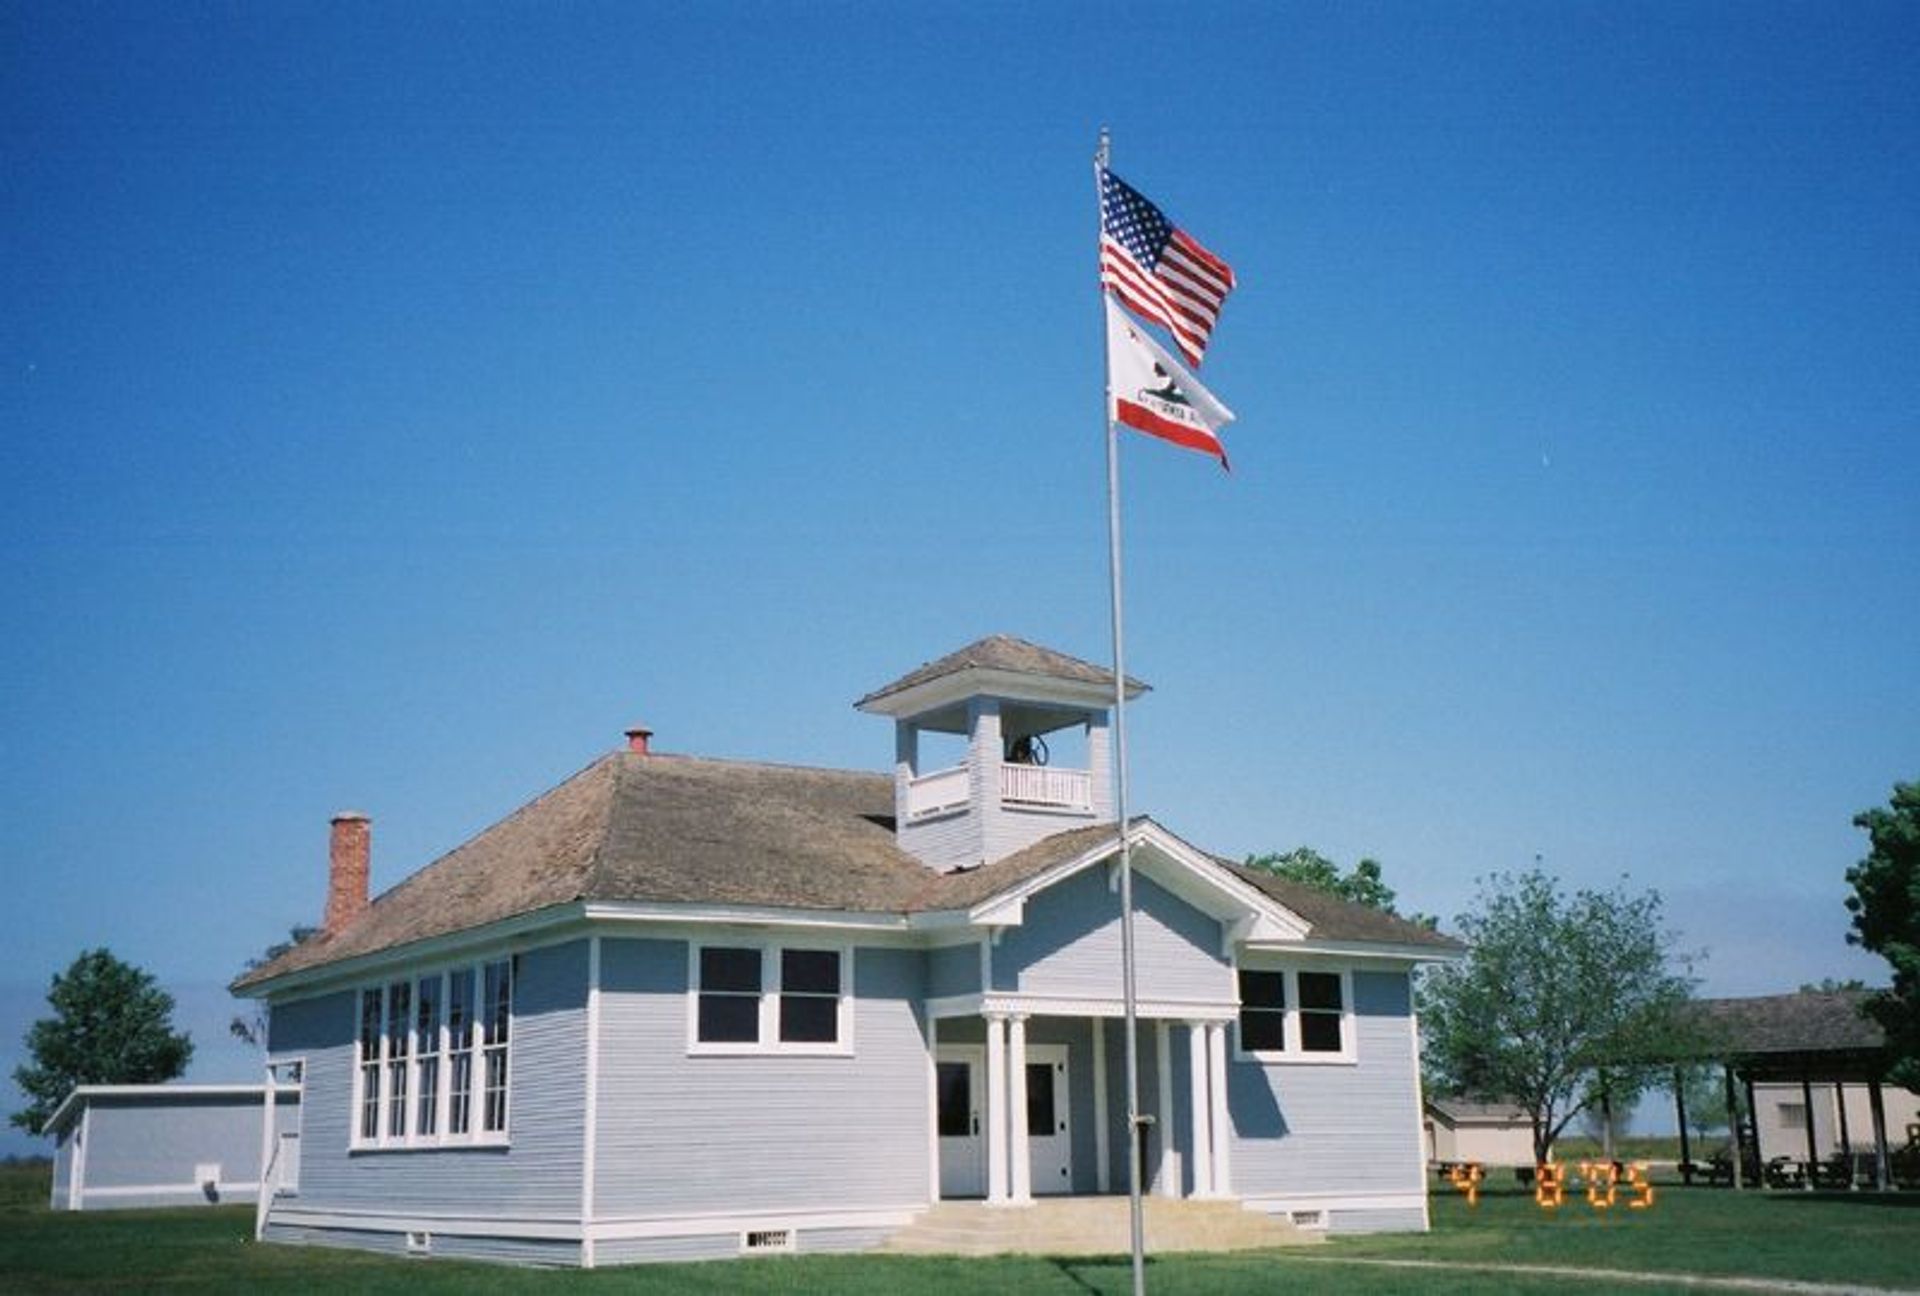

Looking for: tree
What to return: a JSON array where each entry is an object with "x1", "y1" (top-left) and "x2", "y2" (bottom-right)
[
  {"x1": 1243, "y1": 847, "x2": 1435, "y2": 926},
  {"x1": 1420, "y1": 869, "x2": 1696, "y2": 1164},
  {"x1": 228, "y1": 926, "x2": 317, "y2": 1049},
  {"x1": 11, "y1": 949, "x2": 193, "y2": 1134},
  {"x1": 1844, "y1": 780, "x2": 1920, "y2": 1090}
]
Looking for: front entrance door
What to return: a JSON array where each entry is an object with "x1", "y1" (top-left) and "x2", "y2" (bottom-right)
[
  {"x1": 1026, "y1": 1044, "x2": 1072, "y2": 1195},
  {"x1": 936, "y1": 1046, "x2": 985, "y2": 1198}
]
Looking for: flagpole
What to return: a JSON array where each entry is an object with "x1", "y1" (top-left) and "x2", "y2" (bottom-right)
[{"x1": 1097, "y1": 124, "x2": 1149, "y2": 1296}]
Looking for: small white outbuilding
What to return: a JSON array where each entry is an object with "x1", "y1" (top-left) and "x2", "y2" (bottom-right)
[
  {"x1": 45, "y1": 1083, "x2": 301, "y2": 1211},
  {"x1": 1424, "y1": 1098, "x2": 1535, "y2": 1167}
]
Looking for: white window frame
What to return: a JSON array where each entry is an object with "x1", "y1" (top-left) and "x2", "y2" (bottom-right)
[
  {"x1": 349, "y1": 956, "x2": 513, "y2": 1151},
  {"x1": 1232, "y1": 963, "x2": 1356, "y2": 1065},
  {"x1": 687, "y1": 940, "x2": 854, "y2": 1057}
]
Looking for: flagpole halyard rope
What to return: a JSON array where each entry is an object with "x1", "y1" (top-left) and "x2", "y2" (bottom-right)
[{"x1": 1097, "y1": 124, "x2": 1150, "y2": 1296}]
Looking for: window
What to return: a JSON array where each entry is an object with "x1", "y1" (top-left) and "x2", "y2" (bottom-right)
[
  {"x1": 1235, "y1": 965, "x2": 1354, "y2": 1063},
  {"x1": 352, "y1": 957, "x2": 511, "y2": 1148},
  {"x1": 691, "y1": 942, "x2": 850, "y2": 1053},
  {"x1": 1297, "y1": 971, "x2": 1345, "y2": 1054},
  {"x1": 1237, "y1": 971, "x2": 1288, "y2": 1052}
]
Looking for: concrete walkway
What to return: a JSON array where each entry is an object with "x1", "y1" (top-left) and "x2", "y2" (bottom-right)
[{"x1": 1279, "y1": 1253, "x2": 1920, "y2": 1296}]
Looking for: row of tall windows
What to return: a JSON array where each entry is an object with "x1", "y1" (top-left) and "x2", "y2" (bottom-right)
[{"x1": 356, "y1": 958, "x2": 511, "y2": 1146}]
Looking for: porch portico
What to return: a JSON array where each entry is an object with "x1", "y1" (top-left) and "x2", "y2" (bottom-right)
[{"x1": 925, "y1": 997, "x2": 1237, "y2": 1207}]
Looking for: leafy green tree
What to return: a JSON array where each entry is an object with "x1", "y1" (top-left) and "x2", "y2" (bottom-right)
[
  {"x1": 1844, "y1": 780, "x2": 1920, "y2": 1090},
  {"x1": 228, "y1": 926, "x2": 317, "y2": 1049},
  {"x1": 11, "y1": 949, "x2": 193, "y2": 1134},
  {"x1": 1799, "y1": 977, "x2": 1869, "y2": 994},
  {"x1": 1243, "y1": 847, "x2": 1435, "y2": 926},
  {"x1": 1420, "y1": 869, "x2": 1697, "y2": 1164}
]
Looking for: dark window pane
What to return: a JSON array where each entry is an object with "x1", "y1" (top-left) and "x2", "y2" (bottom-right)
[
  {"x1": 782, "y1": 949, "x2": 839, "y2": 995},
  {"x1": 1239, "y1": 970, "x2": 1286, "y2": 1010},
  {"x1": 1300, "y1": 1012, "x2": 1343, "y2": 1053},
  {"x1": 1240, "y1": 1009, "x2": 1287, "y2": 1052},
  {"x1": 701, "y1": 946, "x2": 762, "y2": 993},
  {"x1": 484, "y1": 961, "x2": 511, "y2": 1045},
  {"x1": 936, "y1": 1063, "x2": 972, "y2": 1137},
  {"x1": 1026, "y1": 1063, "x2": 1056, "y2": 1135},
  {"x1": 779, "y1": 993, "x2": 838, "y2": 1043},
  {"x1": 1299, "y1": 972, "x2": 1343, "y2": 1012},
  {"x1": 699, "y1": 993, "x2": 760, "y2": 1042},
  {"x1": 360, "y1": 989, "x2": 381, "y2": 1051},
  {"x1": 448, "y1": 969, "x2": 473, "y2": 1046}
]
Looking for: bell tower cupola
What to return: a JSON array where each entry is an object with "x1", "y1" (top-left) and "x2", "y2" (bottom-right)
[{"x1": 855, "y1": 635, "x2": 1149, "y2": 873}]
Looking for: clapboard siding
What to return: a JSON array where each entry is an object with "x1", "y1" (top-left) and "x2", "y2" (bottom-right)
[
  {"x1": 927, "y1": 942, "x2": 979, "y2": 998},
  {"x1": 433, "y1": 1234, "x2": 580, "y2": 1265},
  {"x1": 266, "y1": 940, "x2": 588, "y2": 1220},
  {"x1": 1227, "y1": 971, "x2": 1424, "y2": 1199},
  {"x1": 595, "y1": 1234, "x2": 738, "y2": 1264},
  {"x1": 593, "y1": 938, "x2": 930, "y2": 1217},
  {"x1": 1331, "y1": 1206, "x2": 1426, "y2": 1234},
  {"x1": 997, "y1": 867, "x2": 1230, "y2": 1003}
]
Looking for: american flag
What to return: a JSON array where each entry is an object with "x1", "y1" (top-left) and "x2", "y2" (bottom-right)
[{"x1": 1100, "y1": 167, "x2": 1236, "y2": 368}]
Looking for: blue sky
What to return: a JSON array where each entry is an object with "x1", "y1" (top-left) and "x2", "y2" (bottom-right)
[{"x1": 2, "y1": 3, "x2": 1915, "y2": 1153}]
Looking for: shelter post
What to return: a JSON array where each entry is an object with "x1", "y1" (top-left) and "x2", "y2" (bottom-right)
[
  {"x1": 1799, "y1": 1075, "x2": 1818, "y2": 1189},
  {"x1": 1673, "y1": 1067, "x2": 1693, "y2": 1185},
  {"x1": 1833, "y1": 1082, "x2": 1854, "y2": 1189},
  {"x1": 1743, "y1": 1076, "x2": 1760, "y2": 1185},
  {"x1": 1868, "y1": 1078, "x2": 1892, "y2": 1191},
  {"x1": 1723, "y1": 1064, "x2": 1744, "y2": 1190}
]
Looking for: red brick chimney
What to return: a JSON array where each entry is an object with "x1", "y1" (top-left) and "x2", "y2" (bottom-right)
[
  {"x1": 324, "y1": 812, "x2": 371, "y2": 936},
  {"x1": 625, "y1": 726, "x2": 654, "y2": 755}
]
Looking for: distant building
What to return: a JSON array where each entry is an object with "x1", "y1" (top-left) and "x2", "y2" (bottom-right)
[
  {"x1": 1423, "y1": 1098, "x2": 1534, "y2": 1166},
  {"x1": 46, "y1": 1083, "x2": 300, "y2": 1211}
]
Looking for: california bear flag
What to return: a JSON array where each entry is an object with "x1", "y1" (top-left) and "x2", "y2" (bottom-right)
[{"x1": 1104, "y1": 296, "x2": 1235, "y2": 468}]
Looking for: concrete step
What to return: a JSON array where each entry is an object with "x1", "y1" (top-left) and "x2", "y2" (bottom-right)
[{"x1": 880, "y1": 1196, "x2": 1320, "y2": 1257}]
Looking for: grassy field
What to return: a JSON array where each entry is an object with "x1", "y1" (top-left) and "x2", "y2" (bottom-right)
[{"x1": 5, "y1": 1163, "x2": 1918, "y2": 1294}]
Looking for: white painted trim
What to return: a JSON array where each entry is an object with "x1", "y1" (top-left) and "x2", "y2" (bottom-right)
[
  {"x1": 855, "y1": 664, "x2": 1139, "y2": 721},
  {"x1": 269, "y1": 1206, "x2": 586, "y2": 1239},
  {"x1": 925, "y1": 1011, "x2": 940, "y2": 1203},
  {"x1": 1240, "y1": 1191, "x2": 1429, "y2": 1214},
  {"x1": 1155, "y1": 1020, "x2": 1176, "y2": 1198},
  {"x1": 985, "y1": 992, "x2": 1238, "y2": 1022},
  {"x1": 985, "y1": 1014, "x2": 1009, "y2": 1204},
  {"x1": 240, "y1": 905, "x2": 588, "y2": 999},
  {"x1": 1243, "y1": 939, "x2": 1459, "y2": 964},
  {"x1": 43, "y1": 1083, "x2": 297, "y2": 1136},
  {"x1": 590, "y1": 1205, "x2": 920, "y2": 1241},
  {"x1": 1187, "y1": 1021, "x2": 1213, "y2": 1197},
  {"x1": 685, "y1": 938, "x2": 855, "y2": 1057},
  {"x1": 85, "y1": 1180, "x2": 263, "y2": 1199},
  {"x1": 963, "y1": 822, "x2": 1311, "y2": 943},
  {"x1": 71, "y1": 1105, "x2": 89, "y2": 1210},
  {"x1": 1092, "y1": 1017, "x2": 1110, "y2": 1195},
  {"x1": 581, "y1": 934, "x2": 601, "y2": 1263},
  {"x1": 1231, "y1": 964, "x2": 1359, "y2": 1066},
  {"x1": 1008, "y1": 1015, "x2": 1031, "y2": 1204},
  {"x1": 585, "y1": 901, "x2": 912, "y2": 933},
  {"x1": 1409, "y1": 1007, "x2": 1432, "y2": 1229},
  {"x1": 1207, "y1": 1021, "x2": 1231, "y2": 1196}
]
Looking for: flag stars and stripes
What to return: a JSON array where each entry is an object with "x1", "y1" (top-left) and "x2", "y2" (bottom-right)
[{"x1": 1099, "y1": 167, "x2": 1236, "y2": 368}]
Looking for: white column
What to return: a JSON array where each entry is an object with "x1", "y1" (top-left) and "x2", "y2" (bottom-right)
[
  {"x1": 1187, "y1": 1023, "x2": 1212, "y2": 1198},
  {"x1": 1008, "y1": 1014, "x2": 1032, "y2": 1204},
  {"x1": 1208, "y1": 1022, "x2": 1232, "y2": 1196},
  {"x1": 985, "y1": 1013, "x2": 1009, "y2": 1204},
  {"x1": 1092, "y1": 1017, "x2": 1111, "y2": 1194},
  {"x1": 1155, "y1": 1020, "x2": 1177, "y2": 1197}
]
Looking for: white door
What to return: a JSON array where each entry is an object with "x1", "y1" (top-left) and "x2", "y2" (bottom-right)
[
  {"x1": 1026, "y1": 1044, "x2": 1072, "y2": 1195},
  {"x1": 936, "y1": 1046, "x2": 985, "y2": 1198}
]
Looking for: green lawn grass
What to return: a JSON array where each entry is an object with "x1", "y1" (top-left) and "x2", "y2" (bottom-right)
[{"x1": 5, "y1": 1163, "x2": 1918, "y2": 1294}]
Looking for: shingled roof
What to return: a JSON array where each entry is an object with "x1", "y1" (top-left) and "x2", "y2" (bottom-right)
[
  {"x1": 855, "y1": 634, "x2": 1148, "y2": 711},
  {"x1": 1689, "y1": 990, "x2": 1887, "y2": 1056},
  {"x1": 236, "y1": 750, "x2": 1460, "y2": 991}
]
